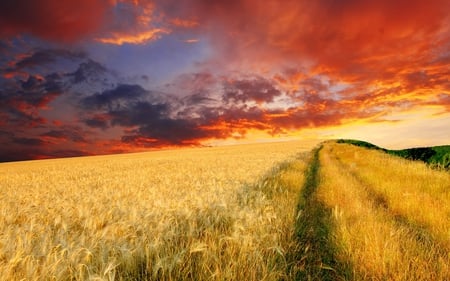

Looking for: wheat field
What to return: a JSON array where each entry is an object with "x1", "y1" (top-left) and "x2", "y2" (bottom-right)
[
  {"x1": 1, "y1": 139, "x2": 449, "y2": 280},
  {"x1": 0, "y1": 140, "x2": 317, "y2": 280},
  {"x1": 317, "y1": 142, "x2": 450, "y2": 280}
]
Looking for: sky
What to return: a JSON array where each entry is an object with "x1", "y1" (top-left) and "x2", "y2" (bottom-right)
[{"x1": 0, "y1": 0, "x2": 449, "y2": 162}]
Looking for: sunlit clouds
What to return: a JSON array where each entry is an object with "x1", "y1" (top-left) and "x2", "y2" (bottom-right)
[
  {"x1": 96, "y1": 28, "x2": 169, "y2": 45},
  {"x1": 0, "y1": 0, "x2": 449, "y2": 161}
]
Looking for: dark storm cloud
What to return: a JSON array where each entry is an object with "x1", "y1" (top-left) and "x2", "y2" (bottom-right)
[
  {"x1": 12, "y1": 137, "x2": 46, "y2": 146},
  {"x1": 218, "y1": 105, "x2": 266, "y2": 123},
  {"x1": 0, "y1": 148, "x2": 92, "y2": 163},
  {"x1": 79, "y1": 86, "x2": 195, "y2": 143},
  {"x1": 20, "y1": 75, "x2": 43, "y2": 90},
  {"x1": 41, "y1": 127, "x2": 87, "y2": 143},
  {"x1": 223, "y1": 77, "x2": 282, "y2": 104},
  {"x1": 78, "y1": 84, "x2": 238, "y2": 145},
  {"x1": 82, "y1": 115, "x2": 110, "y2": 130},
  {"x1": 80, "y1": 84, "x2": 148, "y2": 110},
  {"x1": 108, "y1": 101, "x2": 169, "y2": 126},
  {"x1": 122, "y1": 119, "x2": 209, "y2": 145},
  {"x1": 0, "y1": 74, "x2": 63, "y2": 109},
  {"x1": 0, "y1": 79, "x2": 61, "y2": 129},
  {"x1": 40, "y1": 130, "x2": 67, "y2": 139},
  {"x1": 67, "y1": 59, "x2": 110, "y2": 84},
  {"x1": 45, "y1": 149, "x2": 92, "y2": 159},
  {"x1": 1, "y1": 107, "x2": 47, "y2": 128},
  {"x1": 14, "y1": 49, "x2": 86, "y2": 70},
  {"x1": 76, "y1": 69, "x2": 378, "y2": 147},
  {"x1": 108, "y1": 100, "x2": 273, "y2": 146},
  {"x1": 104, "y1": 100, "x2": 219, "y2": 145},
  {"x1": 182, "y1": 93, "x2": 216, "y2": 105},
  {"x1": 3, "y1": 49, "x2": 113, "y2": 92},
  {"x1": 0, "y1": 122, "x2": 95, "y2": 162},
  {"x1": 0, "y1": 149, "x2": 40, "y2": 162}
]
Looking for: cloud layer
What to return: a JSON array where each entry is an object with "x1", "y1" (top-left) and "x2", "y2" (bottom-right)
[{"x1": 0, "y1": 0, "x2": 449, "y2": 161}]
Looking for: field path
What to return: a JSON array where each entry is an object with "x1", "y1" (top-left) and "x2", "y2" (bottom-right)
[{"x1": 287, "y1": 145, "x2": 352, "y2": 280}]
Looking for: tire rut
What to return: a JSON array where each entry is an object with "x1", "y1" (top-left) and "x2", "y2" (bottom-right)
[{"x1": 286, "y1": 146, "x2": 352, "y2": 281}]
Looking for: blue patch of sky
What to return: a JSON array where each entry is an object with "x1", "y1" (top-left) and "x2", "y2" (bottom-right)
[{"x1": 86, "y1": 34, "x2": 212, "y2": 89}]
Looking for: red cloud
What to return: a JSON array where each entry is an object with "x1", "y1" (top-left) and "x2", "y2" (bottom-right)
[
  {"x1": 162, "y1": 0, "x2": 449, "y2": 81},
  {"x1": 0, "y1": 0, "x2": 111, "y2": 42}
]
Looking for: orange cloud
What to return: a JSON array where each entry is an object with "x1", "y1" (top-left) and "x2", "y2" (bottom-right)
[
  {"x1": 171, "y1": 0, "x2": 448, "y2": 81},
  {"x1": 170, "y1": 18, "x2": 199, "y2": 28},
  {"x1": 96, "y1": 28, "x2": 169, "y2": 45}
]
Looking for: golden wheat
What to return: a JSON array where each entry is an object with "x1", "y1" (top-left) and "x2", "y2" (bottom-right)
[
  {"x1": 318, "y1": 142, "x2": 450, "y2": 280},
  {"x1": 0, "y1": 140, "x2": 316, "y2": 280},
  {"x1": 332, "y1": 143, "x2": 450, "y2": 248}
]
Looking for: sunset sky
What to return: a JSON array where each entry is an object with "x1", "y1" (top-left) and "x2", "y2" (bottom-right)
[{"x1": 1, "y1": 0, "x2": 449, "y2": 161}]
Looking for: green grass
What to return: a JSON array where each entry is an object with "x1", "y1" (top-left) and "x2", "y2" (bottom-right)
[{"x1": 337, "y1": 139, "x2": 450, "y2": 169}]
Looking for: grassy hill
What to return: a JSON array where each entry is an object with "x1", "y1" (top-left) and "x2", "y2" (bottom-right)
[{"x1": 337, "y1": 139, "x2": 450, "y2": 169}]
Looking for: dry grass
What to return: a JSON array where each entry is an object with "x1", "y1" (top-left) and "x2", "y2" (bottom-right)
[
  {"x1": 318, "y1": 142, "x2": 450, "y2": 280},
  {"x1": 0, "y1": 140, "x2": 316, "y2": 280}
]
